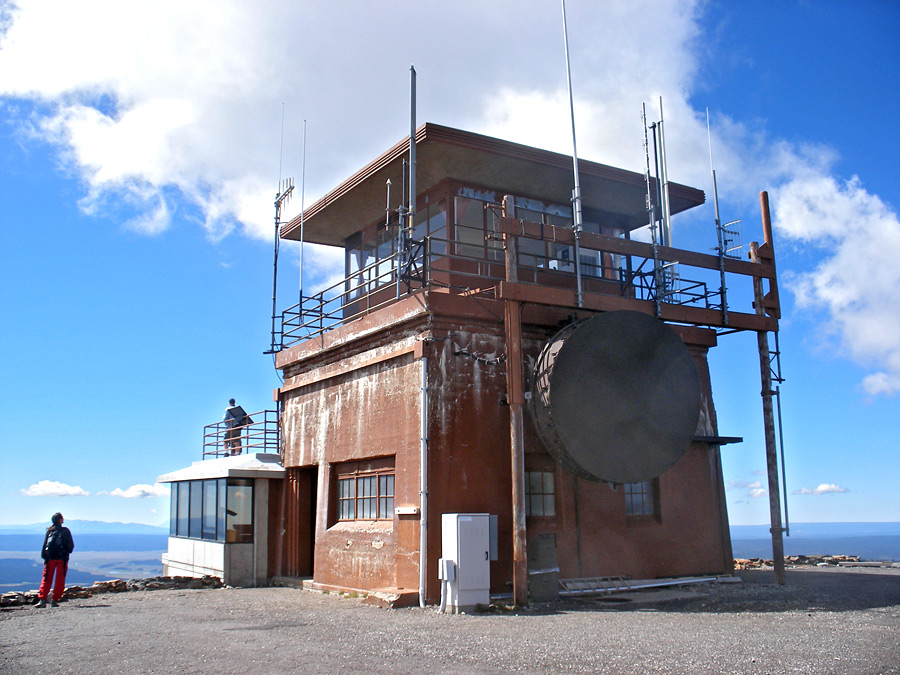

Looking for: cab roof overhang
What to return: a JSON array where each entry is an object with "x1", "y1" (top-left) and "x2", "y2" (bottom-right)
[{"x1": 282, "y1": 123, "x2": 705, "y2": 248}]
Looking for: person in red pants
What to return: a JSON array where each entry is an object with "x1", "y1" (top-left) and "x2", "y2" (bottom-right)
[{"x1": 35, "y1": 513, "x2": 75, "y2": 608}]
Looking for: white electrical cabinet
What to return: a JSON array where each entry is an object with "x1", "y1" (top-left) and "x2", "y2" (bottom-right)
[{"x1": 441, "y1": 513, "x2": 490, "y2": 613}]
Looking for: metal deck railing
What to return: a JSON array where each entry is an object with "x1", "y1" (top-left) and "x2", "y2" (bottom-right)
[
  {"x1": 202, "y1": 409, "x2": 280, "y2": 458},
  {"x1": 273, "y1": 225, "x2": 751, "y2": 351}
]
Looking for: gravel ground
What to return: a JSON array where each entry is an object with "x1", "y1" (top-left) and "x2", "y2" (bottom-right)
[{"x1": 1, "y1": 567, "x2": 898, "y2": 674}]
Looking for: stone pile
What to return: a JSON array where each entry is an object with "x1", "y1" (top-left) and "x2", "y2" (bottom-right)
[
  {"x1": 0, "y1": 575, "x2": 223, "y2": 608},
  {"x1": 734, "y1": 555, "x2": 863, "y2": 570}
]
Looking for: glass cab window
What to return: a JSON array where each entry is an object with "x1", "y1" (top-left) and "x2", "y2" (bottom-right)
[{"x1": 168, "y1": 478, "x2": 248, "y2": 543}]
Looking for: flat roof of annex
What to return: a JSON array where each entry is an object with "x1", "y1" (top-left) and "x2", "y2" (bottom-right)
[{"x1": 281, "y1": 123, "x2": 705, "y2": 248}]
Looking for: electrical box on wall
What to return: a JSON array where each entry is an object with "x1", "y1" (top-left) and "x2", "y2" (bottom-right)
[{"x1": 441, "y1": 513, "x2": 490, "y2": 613}]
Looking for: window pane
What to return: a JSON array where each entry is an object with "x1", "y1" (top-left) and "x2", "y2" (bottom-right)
[
  {"x1": 226, "y1": 479, "x2": 253, "y2": 543},
  {"x1": 338, "y1": 478, "x2": 354, "y2": 520},
  {"x1": 378, "y1": 475, "x2": 395, "y2": 519},
  {"x1": 177, "y1": 482, "x2": 190, "y2": 537},
  {"x1": 543, "y1": 495, "x2": 556, "y2": 517},
  {"x1": 543, "y1": 472, "x2": 555, "y2": 494},
  {"x1": 169, "y1": 485, "x2": 176, "y2": 536},
  {"x1": 189, "y1": 481, "x2": 202, "y2": 539},
  {"x1": 202, "y1": 480, "x2": 217, "y2": 540},
  {"x1": 360, "y1": 476, "x2": 377, "y2": 519},
  {"x1": 625, "y1": 481, "x2": 654, "y2": 516},
  {"x1": 454, "y1": 196, "x2": 484, "y2": 258},
  {"x1": 217, "y1": 479, "x2": 226, "y2": 541}
]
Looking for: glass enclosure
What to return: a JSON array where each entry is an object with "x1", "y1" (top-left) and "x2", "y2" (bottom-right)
[{"x1": 168, "y1": 478, "x2": 252, "y2": 543}]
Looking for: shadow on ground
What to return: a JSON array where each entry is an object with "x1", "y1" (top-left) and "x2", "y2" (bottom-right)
[{"x1": 524, "y1": 568, "x2": 900, "y2": 615}]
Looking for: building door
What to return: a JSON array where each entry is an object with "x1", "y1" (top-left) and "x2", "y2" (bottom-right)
[{"x1": 282, "y1": 467, "x2": 317, "y2": 578}]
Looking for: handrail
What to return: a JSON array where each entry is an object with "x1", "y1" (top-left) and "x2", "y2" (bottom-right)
[
  {"x1": 274, "y1": 219, "x2": 767, "y2": 349},
  {"x1": 202, "y1": 409, "x2": 280, "y2": 459}
]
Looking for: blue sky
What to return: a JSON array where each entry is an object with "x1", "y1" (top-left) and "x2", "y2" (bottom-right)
[{"x1": 1, "y1": 0, "x2": 898, "y2": 528}]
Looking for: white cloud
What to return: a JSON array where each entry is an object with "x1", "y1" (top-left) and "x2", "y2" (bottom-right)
[
  {"x1": 774, "y1": 175, "x2": 900, "y2": 395},
  {"x1": 792, "y1": 483, "x2": 850, "y2": 496},
  {"x1": 99, "y1": 483, "x2": 169, "y2": 499},
  {"x1": 20, "y1": 480, "x2": 89, "y2": 497},
  {"x1": 726, "y1": 480, "x2": 767, "y2": 499},
  {"x1": 2, "y1": 0, "x2": 898, "y2": 395}
]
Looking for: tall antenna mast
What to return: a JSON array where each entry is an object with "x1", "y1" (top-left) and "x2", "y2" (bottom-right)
[
  {"x1": 642, "y1": 103, "x2": 662, "y2": 317},
  {"x1": 561, "y1": 0, "x2": 584, "y2": 308},
  {"x1": 707, "y1": 107, "x2": 727, "y2": 326},
  {"x1": 299, "y1": 119, "x2": 307, "y2": 303},
  {"x1": 268, "y1": 104, "x2": 294, "y2": 354},
  {"x1": 657, "y1": 96, "x2": 672, "y2": 249},
  {"x1": 398, "y1": 66, "x2": 416, "y2": 300},
  {"x1": 268, "y1": 177, "x2": 293, "y2": 354}
]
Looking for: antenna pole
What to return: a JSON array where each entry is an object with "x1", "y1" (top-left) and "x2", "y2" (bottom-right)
[
  {"x1": 642, "y1": 103, "x2": 662, "y2": 317},
  {"x1": 268, "y1": 177, "x2": 294, "y2": 354},
  {"x1": 707, "y1": 109, "x2": 728, "y2": 325},
  {"x1": 399, "y1": 66, "x2": 416, "y2": 300},
  {"x1": 300, "y1": 119, "x2": 307, "y2": 304},
  {"x1": 657, "y1": 97, "x2": 672, "y2": 250},
  {"x1": 561, "y1": 0, "x2": 584, "y2": 308}
]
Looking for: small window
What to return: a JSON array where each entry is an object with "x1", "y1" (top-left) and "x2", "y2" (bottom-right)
[
  {"x1": 202, "y1": 480, "x2": 218, "y2": 540},
  {"x1": 189, "y1": 481, "x2": 202, "y2": 539},
  {"x1": 226, "y1": 479, "x2": 254, "y2": 543},
  {"x1": 378, "y1": 474, "x2": 394, "y2": 519},
  {"x1": 176, "y1": 482, "x2": 190, "y2": 537},
  {"x1": 169, "y1": 486, "x2": 177, "y2": 536},
  {"x1": 335, "y1": 458, "x2": 395, "y2": 522},
  {"x1": 624, "y1": 480, "x2": 657, "y2": 517},
  {"x1": 217, "y1": 479, "x2": 226, "y2": 542},
  {"x1": 525, "y1": 470, "x2": 556, "y2": 517}
]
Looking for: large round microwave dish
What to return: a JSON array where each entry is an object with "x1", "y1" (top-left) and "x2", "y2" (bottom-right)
[{"x1": 531, "y1": 310, "x2": 701, "y2": 484}]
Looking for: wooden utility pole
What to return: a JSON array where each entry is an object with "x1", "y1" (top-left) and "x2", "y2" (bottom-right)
[
  {"x1": 502, "y1": 196, "x2": 528, "y2": 607},
  {"x1": 750, "y1": 191, "x2": 785, "y2": 585}
]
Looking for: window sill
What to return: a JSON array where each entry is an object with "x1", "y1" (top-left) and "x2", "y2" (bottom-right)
[
  {"x1": 625, "y1": 515, "x2": 661, "y2": 527},
  {"x1": 328, "y1": 520, "x2": 393, "y2": 534}
]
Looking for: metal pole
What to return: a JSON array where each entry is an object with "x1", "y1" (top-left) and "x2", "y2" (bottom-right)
[
  {"x1": 707, "y1": 109, "x2": 728, "y2": 326},
  {"x1": 300, "y1": 120, "x2": 307, "y2": 304},
  {"x1": 751, "y1": 191, "x2": 785, "y2": 584},
  {"x1": 642, "y1": 104, "x2": 661, "y2": 316},
  {"x1": 561, "y1": 0, "x2": 583, "y2": 308},
  {"x1": 657, "y1": 97, "x2": 672, "y2": 249},
  {"x1": 270, "y1": 192, "x2": 281, "y2": 353},
  {"x1": 418, "y1": 355, "x2": 429, "y2": 608},
  {"x1": 409, "y1": 65, "x2": 416, "y2": 227}
]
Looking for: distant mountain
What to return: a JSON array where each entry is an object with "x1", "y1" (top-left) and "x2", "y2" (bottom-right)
[{"x1": 0, "y1": 520, "x2": 168, "y2": 535}]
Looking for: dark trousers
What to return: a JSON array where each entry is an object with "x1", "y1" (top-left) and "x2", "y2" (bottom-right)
[{"x1": 38, "y1": 559, "x2": 68, "y2": 601}]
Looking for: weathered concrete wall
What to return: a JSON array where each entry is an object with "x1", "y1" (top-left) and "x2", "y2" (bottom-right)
[
  {"x1": 277, "y1": 290, "x2": 733, "y2": 600},
  {"x1": 281, "y1": 338, "x2": 422, "y2": 593}
]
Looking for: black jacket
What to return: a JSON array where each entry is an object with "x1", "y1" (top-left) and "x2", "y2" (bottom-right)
[{"x1": 41, "y1": 525, "x2": 75, "y2": 562}]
